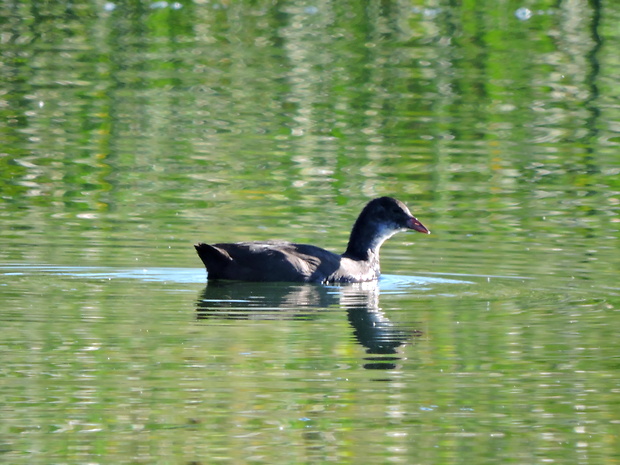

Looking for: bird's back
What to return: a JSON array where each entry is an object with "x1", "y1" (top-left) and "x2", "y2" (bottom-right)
[{"x1": 195, "y1": 241, "x2": 343, "y2": 282}]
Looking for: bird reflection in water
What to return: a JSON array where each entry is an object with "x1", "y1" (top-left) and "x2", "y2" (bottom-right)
[{"x1": 195, "y1": 280, "x2": 421, "y2": 370}]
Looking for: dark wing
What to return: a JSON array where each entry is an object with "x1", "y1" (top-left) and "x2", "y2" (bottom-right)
[{"x1": 196, "y1": 241, "x2": 342, "y2": 282}]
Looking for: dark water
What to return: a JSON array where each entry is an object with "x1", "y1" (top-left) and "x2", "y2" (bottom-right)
[{"x1": 1, "y1": 1, "x2": 620, "y2": 464}]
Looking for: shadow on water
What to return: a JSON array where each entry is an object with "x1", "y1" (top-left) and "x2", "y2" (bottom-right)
[
  {"x1": 1, "y1": 265, "x2": 473, "y2": 370},
  {"x1": 196, "y1": 280, "x2": 422, "y2": 370}
]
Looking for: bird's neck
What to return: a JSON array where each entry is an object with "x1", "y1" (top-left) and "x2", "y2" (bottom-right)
[{"x1": 343, "y1": 220, "x2": 396, "y2": 261}]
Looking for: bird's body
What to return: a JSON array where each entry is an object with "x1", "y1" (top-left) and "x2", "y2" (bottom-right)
[
  {"x1": 195, "y1": 197, "x2": 430, "y2": 283},
  {"x1": 196, "y1": 240, "x2": 379, "y2": 283}
]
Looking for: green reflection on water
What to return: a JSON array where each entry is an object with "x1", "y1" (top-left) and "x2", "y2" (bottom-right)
[
  {"x1": 1, "y1": 268, "x2": 619, "y2": 464},
  {"x1": 1, "y1": 1, "x2": 619, "y2": 464}
]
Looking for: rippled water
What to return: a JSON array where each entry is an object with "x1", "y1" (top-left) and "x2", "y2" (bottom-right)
[
  {"x1": 3, "y1": 262, "x2": 618, "y2": 463},
  {"x1": 1, "y1": 1, "x2": 620, "y2": 464}
]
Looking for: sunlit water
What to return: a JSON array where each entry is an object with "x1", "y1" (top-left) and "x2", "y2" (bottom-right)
[
  {"x1": 2, "y1": 1, "x2": 620, "y2": 464},
  {"x1": 2, "y1": 264, "x2": 618, "y2": 463}
]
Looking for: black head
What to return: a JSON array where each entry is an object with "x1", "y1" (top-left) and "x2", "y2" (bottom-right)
[
  {"x1": 362, "y1": 197, "x2": 430, "y2": 234},
  {"x1": 344, "y1": 197, "x2": 430, "y2": 259}
]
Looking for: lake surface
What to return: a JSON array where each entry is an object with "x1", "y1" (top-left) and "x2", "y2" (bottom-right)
[{"x1": 1, "y1": 1, "x2": 619, "y2": 464}]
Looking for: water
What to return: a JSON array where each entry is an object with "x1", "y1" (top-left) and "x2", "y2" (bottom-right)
[
  {"x1": 1, "y1": 1, "x2": 620, "y2": 464},
  {"x1": 2, "y1": 265, "x2": 617, "y2": 463}
]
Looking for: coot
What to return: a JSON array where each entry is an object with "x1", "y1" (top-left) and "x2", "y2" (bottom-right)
[{"x1": 195, "y1": 196, "x2": 430, "y2": 283}]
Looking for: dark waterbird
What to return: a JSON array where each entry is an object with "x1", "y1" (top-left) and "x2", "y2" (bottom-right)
[{"x1": 194, "y1": 197, "x2": 430, "y2": 283}]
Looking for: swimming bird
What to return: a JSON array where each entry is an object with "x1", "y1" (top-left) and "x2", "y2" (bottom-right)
[{"x1": 195, "y1": 196, "x2": 430, "y2": 283}]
